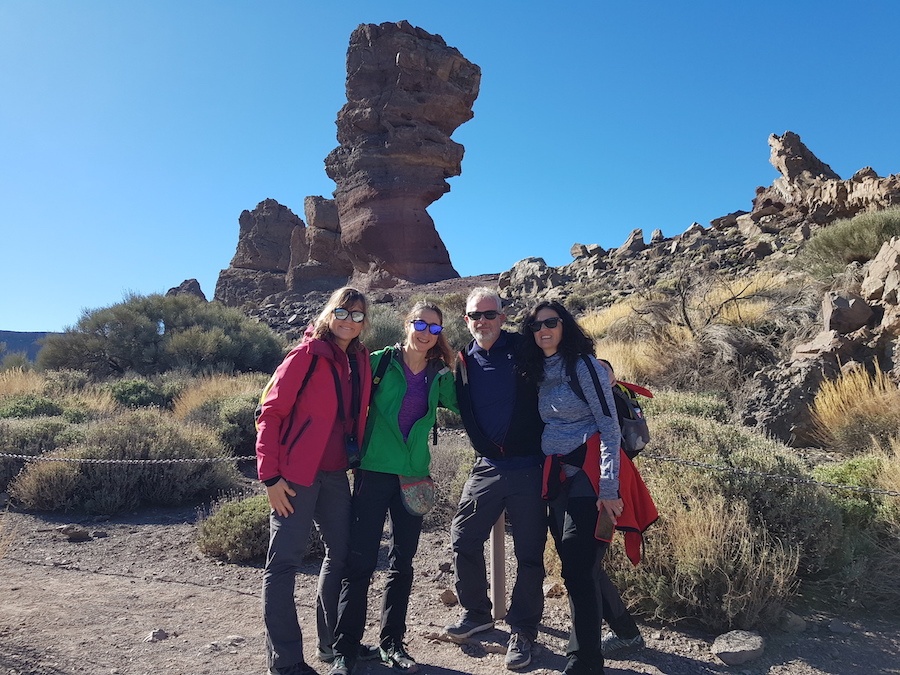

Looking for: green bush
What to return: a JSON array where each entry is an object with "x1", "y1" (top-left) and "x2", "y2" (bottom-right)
[
  {"x1": 37, "y1": 293, "x2": 285, "y2": 378},
  {"x1": 106, "y1": 377, "x2": 168, "y2": 409},
  {"x1": 197, "y1": 493, "x2": 326, "y2": 562},
  {"x1": 795, "y1": 207, "x2": 900, "y2": 280},
  {"x1": 0, "y1": 394, "x2": 63, "y2": 419},
  {"x1": 197, "y1": 494, "x2": 270, "y2": 562},
  {"x1": 813, "y1": 456, "x2": 883, "y2": 529},
  {"x1": 643, "y1": 389, "x2": 730, "y2": 422},
  {"x1": 425, "y1": 433, "x2": 473, "y2": 531},
  {"x1": 8, "y1": 409, "x2": 240, "y2": 514}
]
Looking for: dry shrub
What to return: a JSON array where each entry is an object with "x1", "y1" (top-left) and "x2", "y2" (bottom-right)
[
  {"x1": 9, "y1": 409, "x2": 240, "y2": 514},
  {"x1": 425, "y1": 432, "x2": 475, "y2": 531},
  {"x1": 172, "y1": 373, "x2": 269, "y2": 420},
  {"x1": 810, "y1": 365, "x2": 900, "y2": 455},
  {"x1": 695, "y1": 273, "x2": 792, "y2": 328},
  {"x1": 579, "y1": 299, "x2": 645, "y2": 338},
  {"x1": 609, "y1": 493, "x2": 798, "y2": 630},
  {"x1": 594, "y1": 339, "x2": 671, "y2": 384},
  {"x1": 647, "y1": 413, "x2": 844, "y2": 576},
  {"x1": 0, "y1": 368, "x2": 45, "y2": 398}
]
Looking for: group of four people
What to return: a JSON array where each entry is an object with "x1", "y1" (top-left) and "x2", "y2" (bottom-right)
[{"x1": 255, "y1": 286, "x2": 643, "y2": 675}]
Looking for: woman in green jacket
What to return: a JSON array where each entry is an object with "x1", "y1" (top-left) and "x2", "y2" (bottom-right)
[{"x1": 330, "y1": 301, "x2": 458, "y2": 675}]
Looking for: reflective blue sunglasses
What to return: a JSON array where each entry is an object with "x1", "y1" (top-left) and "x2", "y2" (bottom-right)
[{"x1": 411, "y1": 319, "x2": 443, "y2": 335}]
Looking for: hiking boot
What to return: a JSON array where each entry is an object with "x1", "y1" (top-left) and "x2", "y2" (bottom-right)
[
  {"x1": 379, "y1": 640, "x2": 419, "y2": 672},
  {"x1": 601, "y1": 631, "x2": 645, "y2": 657},
  {"x1": 504, "y1": 633, "x2": 533, "y2": 670},
  {"x1": 327, "y1": 655, "x2": 354, "y2": 675},
  {"x1": 444, "y1": 616, "x2": 495, "y2": 641},
  {"x1": 268, "y1": 663, "x2": 319, "y2": 675}
]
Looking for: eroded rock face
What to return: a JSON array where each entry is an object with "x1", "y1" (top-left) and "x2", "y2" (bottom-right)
[
  {"x1": 215, "y1": 200, "x2": 301, "y2": 305},
  {"x1": 753, "y1": 131, "x2": 900, "y2": 223},
  {"x1": 325, "y1": 21, "x2": 481, "y2": 287}
]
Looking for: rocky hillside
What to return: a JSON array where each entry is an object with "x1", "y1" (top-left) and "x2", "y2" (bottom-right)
[{"x1": 172, "y1": 131, "x2": 900, "y2": 451}]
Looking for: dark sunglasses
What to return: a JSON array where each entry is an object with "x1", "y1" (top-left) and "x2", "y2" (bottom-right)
[
  {"x1": 410, "y1": 319, "x2": 443, "y2": 335},
  {"x1": 333, "y1": 307, "x2": 366, "y2": 323},
  {"x1": 528, "y1": 317, "x2": 561, "y2": 332},
  {"x1": 466, "y1": 310, "x2": 500, "y2": 321}
]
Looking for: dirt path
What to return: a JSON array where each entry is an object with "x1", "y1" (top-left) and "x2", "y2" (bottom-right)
[{"x1": 1, "y1": 507, "x2": 898, "y2": 675}]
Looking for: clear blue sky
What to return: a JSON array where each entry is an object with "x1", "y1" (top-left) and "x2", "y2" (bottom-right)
[{"x1": 3, "y1": 1, "x2": 900, "y2": 332}]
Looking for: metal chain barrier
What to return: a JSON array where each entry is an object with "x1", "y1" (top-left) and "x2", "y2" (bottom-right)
[
  {"x1": 1, "y1": 450, "x2": 898, "y2": 497},
  {"x1": 0, "y1": 452, "x2": 255, "y2": 465},
  {"x1": 641, "y1": 452, "x2": 900, "y2": 498}
]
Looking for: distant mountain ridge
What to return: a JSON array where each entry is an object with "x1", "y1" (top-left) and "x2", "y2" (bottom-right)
[{"x1": 0, "y1": 330, "x2": 52, "y2": 361}]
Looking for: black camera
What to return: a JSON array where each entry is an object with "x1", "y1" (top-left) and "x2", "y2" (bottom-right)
[{"x1": 345, "y1": 435, "x2": 361, "y2": 469}]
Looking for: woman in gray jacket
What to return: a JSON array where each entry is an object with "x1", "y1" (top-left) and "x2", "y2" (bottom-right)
[{"x1": 519, "y1": 300, "x2": 621, "y2": 675}]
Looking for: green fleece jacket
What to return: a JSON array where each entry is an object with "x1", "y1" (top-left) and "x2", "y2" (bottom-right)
[{"x1": 360, "y1": 346, "x2": 459, "y2": 478}]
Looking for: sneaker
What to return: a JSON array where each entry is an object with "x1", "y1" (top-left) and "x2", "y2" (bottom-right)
[
  {"x1": 319, "y1": 645, "x2": 379, "y2": 664},
  {"x1": 358, "y1": 644, "x2": 381, "y2": 661},
  {"x1": 444, "y1": 616, "x2": 495, "y2": 641},
  {"x1": 328, "y1": 655, "x2": 354, "y2": 675},
  {"x1": 504, "y1": 633, "x2": 533, "y2": 670},
  {"x1": 379, "y1": 640, "x2": 419, "y2": 672},
  {"x1": 601, "y1": 631, "x2": 645, "y2": 657}
]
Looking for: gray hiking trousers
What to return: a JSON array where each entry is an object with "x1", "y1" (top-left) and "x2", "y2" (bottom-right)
[{"x1": 450, "y1": 457, "x2": 548, "y2": 641}]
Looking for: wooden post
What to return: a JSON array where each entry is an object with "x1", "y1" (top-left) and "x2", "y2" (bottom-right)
[{"x1": 489, "y1": 510, "x2": 507, "y2": 620}]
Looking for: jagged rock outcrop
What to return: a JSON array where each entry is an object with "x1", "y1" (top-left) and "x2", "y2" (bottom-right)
[
  {"x1": 215, "y1": 199, "x2": 301, "y2": 306},
  {"x1": 752, "y1": 131, "x2": 900, "y2": 224},
  {"x1": 325, "y1": 21, "x2": 481, "y2": 288},
  {"x1": 165, "y1": 279, "x2": 207, "y2": 302}
]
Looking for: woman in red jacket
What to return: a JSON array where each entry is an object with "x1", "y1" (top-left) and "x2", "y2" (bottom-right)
[{"x1": 256, "y1": 287, "x2": 373, "y2": 675}]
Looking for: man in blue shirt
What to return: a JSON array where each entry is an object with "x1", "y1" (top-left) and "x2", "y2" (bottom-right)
[{"x1": 446, "y1": 287, "x2": 547, "y2": 671}]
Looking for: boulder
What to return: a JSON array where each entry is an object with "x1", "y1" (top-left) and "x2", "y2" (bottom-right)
[
  {"x1": 822, "y1": 291, "x2": 873, "y2": 333},
  {"x1": 615, "y1": 229, "x2": 645, "y2": 256},
  {"x1": 711, "y1": 630, "x2": 765, "y2": 666}
]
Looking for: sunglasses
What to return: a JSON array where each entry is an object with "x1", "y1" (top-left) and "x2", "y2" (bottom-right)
[
  {"x1": 333, "y1": 307, "x2": 366, "y2": 323},
  {"x1": 410, "y1": 319, "x2": 443, "y2": 335},
  {"x1": 466, "y1": 310, "x2": 500, "y2": 321},
  {"x1": 528, "y1": 317, "x2": 561, "y2": 332}
]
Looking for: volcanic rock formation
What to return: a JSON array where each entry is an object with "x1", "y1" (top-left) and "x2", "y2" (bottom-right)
[{"x1": 325, "y1": 20, "x2": 481, "y2": 288}]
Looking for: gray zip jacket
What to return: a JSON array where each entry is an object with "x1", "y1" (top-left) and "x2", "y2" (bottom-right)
[{"x1": 538, "y1": 353, "x2": 621, "y2": 500}]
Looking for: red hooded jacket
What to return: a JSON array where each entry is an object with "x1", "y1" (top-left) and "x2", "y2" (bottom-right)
[{"x1": 256, "y1": 328, "x2": 372, "y2": 487}]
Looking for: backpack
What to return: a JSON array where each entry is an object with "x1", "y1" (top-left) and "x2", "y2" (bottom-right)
[
  {"x1": 566, "y1": 354, "x2": 652, "y2": 459},
  {"x1": 254, "y1": 354, "x2": 319, "y2": 432}
]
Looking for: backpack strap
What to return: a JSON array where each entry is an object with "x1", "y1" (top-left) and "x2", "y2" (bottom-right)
[
  {"x1": 371, "y1": 347, "x2": 395, "y2": 390},
  {"x1": 255, "y1": 354, "x2": 318, "y2": 431},
  {"x1": 566, "y1": 354, "x2": 612, "y2": 418}
]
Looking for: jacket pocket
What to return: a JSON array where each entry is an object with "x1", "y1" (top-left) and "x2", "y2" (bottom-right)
[{"x1": 285, "y1": 416, "x2": 312, "y2": 457}]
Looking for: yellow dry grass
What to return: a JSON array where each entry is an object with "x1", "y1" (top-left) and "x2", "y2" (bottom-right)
[
  {"x1": 0, "y1": 368, "x2": 45, "y2": 398},
  {"x1": 173, "y1": 373, "x2": 268, "y2": 420},
  {"x1": 810, "y1": 365, "x2": 900, "y2": 454},
  {"x1": 696, "y1": 273, "x2": 791, "y2": 328},
  {"x1": 579, "y1": 298, "x2": 646, "y2": 339}
]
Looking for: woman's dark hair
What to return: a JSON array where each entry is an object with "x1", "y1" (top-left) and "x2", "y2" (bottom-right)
[{"x1": 519, "y1": 300, "x2": 595, "y2": 383}]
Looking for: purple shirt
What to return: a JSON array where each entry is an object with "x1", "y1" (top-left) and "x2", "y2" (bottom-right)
[{"x1": 397, "y1": 361, "x2": 429, "y2": 441}]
